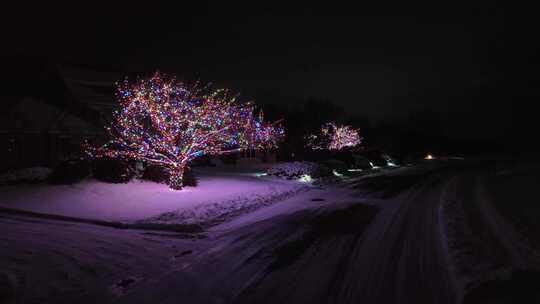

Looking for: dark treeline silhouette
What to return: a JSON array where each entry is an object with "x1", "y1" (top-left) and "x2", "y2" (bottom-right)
[
  {"x1": 261, "y1": 98, "x2": 347, "y2": 161},
  {"x1": 260, "y1": 97, "x2": 523, "y2": 162}
]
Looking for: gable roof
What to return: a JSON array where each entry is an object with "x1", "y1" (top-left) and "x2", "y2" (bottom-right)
[
  {"x1": 0, "y1": 54, "x2": 102, "y2": 129},
  {"x1": 0, "y1": 97, "x2": 98, "y2": 134}
]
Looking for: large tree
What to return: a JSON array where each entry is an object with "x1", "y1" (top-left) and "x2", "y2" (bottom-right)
[{"x1": 86, "y1": 73, "x2": 283, "y2": 190}]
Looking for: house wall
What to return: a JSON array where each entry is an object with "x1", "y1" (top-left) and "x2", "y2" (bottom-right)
[
  {"x1": 0, "y1": 97, "x2": 101, "y2": 172},
  {"x1": 0, "y1": 132, "x2": 96, "y2": 172}
]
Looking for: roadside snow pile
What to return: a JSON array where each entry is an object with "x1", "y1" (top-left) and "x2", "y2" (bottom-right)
[
  {"x1": 267, "y1": 162, "x2": 331, "y2": 179},
  {"x1": 139, "y1": 183, "x2": 309, "y2": 227},
  {"x1": 0, "y1": 170, "x2": 309, "y2": 224},
  {"x1": 0, "y1": 167, "x2": 52, "y2": 185}
]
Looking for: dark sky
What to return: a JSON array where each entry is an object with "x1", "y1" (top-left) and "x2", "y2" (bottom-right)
[{"x1": 3, "y1": 2, "x2": 538, "y2": 144}]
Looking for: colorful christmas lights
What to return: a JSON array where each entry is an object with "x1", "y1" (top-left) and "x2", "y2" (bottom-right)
[
  {"x1": 85, "y1": 73, "x2": 284, "y2": 190},
  {"x1": 306, "y1": 123, "x2": 361, "y2": 151}
]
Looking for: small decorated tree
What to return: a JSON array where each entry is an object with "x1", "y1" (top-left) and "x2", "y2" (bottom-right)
[
  {"x1": 306, "y1": 122, "x2": 361, "y2": 151},
  {"x1": 86, "y1": 73, "x2": 283, "y2": 190}
]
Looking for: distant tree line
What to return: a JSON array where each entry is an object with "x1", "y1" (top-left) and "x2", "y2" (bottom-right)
[{"x1": 259, "y1": 97, "x2": 512, "y2": 162}]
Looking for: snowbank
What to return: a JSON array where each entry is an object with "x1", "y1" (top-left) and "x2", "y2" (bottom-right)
[
  {"x1": 140, "y1": 184, "x2": 308, "y2": 227},
  {"x1": 267, "y1": 161, "x2": 330, "y2": 179},
  {"x1": 0, "y1": 168, "x2": 307, "y2": 226}
]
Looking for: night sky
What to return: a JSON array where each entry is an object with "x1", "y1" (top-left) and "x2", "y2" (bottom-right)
[{"x1": 3, "y1": 2, "x2": 538, "y2": 148}]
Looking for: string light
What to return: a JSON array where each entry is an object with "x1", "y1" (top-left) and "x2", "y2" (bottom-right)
[
  {"x1": 85, "y1": 73, "x2": 284, "y2": 190},
  {"x1": 306, "y1": 122, "x2": 361, "y2": 150}
]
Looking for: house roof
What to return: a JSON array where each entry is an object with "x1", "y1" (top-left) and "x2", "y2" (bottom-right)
[
  {"x1": 0, "y1": 97, "x2": 98, "y2": 134},
  {"x1": 0, "y1": 55, "x2": 103, "y2": 131}
]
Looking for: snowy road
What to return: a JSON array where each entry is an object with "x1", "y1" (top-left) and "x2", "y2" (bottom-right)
[{"x1": 1, "y1": 162, "x2": 509, "y2": 304}]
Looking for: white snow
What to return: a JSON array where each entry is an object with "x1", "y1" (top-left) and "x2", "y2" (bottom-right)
[
  {"x1": 266, "y1": 161, "x2": 323, "y2": 178},
  {"x1": 1, "y1": 160, "x2": 472, "y2": 304},
  {"x1": 0, "y1": 168, "x2": 308, "y2": 224}
]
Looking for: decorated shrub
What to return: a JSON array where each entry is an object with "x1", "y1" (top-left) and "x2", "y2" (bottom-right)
[{"x1": 85, "y1": 73, "x2": 283, "y2": 190}]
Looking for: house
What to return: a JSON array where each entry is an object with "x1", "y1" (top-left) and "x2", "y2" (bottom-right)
[
  {"x1": 0, "y1": 97, "x2": 100, "y2": 171},
  {"x1": 0, "y1": 56, "x2": 279, "y2": 171},
  {"x1": 0, "y1": 56, "x2": 103, "y2": 171}
]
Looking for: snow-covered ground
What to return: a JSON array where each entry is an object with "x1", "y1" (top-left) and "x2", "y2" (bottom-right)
[
  {"x1": 5, "y1": 159, "x2": 539, "y2": 303},
  {"x1": 0, "y1": 167, "x2": 309, "y2": 226},
  {"x1": 440, "y1": 160, "x2": 540, "y2": 302}
]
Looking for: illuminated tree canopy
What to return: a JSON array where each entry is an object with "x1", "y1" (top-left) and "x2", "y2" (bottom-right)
[
  {"x1": 306, "y1": 122, "x2": 361, "y2": 151},
  {"x1": 86, "y1": 73, "x2": 284, "y2": 190}
]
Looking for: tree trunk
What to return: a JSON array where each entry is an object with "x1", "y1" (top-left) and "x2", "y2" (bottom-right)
[{"x1": 169, "y1": 164, "x2": 185, "y2": 190}]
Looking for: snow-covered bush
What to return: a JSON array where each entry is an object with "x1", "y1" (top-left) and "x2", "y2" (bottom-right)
[
  {"x1": 266, "y1": 161, "x2": 315, "y2": 179},
  {"x1": 0, "y1": 167, "x2": 52, "y2": 185},
  {"x1": 266, "y1": 161, "x2": 332, "y2": 179}
]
